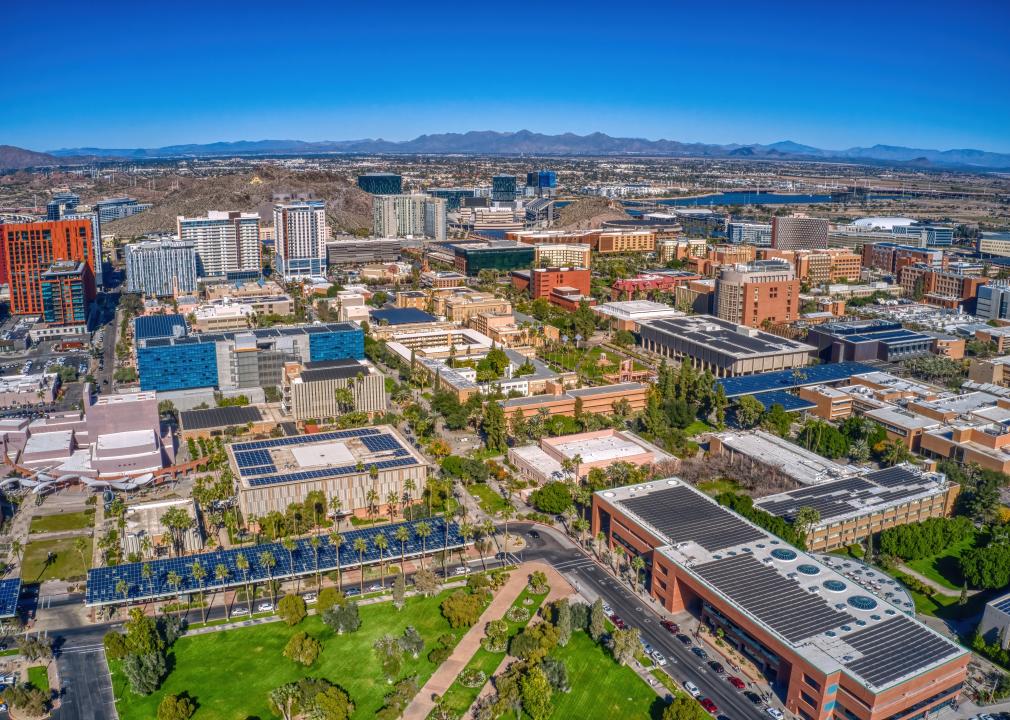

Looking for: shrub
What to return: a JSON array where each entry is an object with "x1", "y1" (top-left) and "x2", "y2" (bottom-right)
[
  {"x1": 506, "y1": 606, "x2": 531, "y2": 623},
  {"x1": 278, "y1": 593, "x2": 307, "y2": 626},
  {"x1": 441, "y1": 590, "x2": 483, "y2": 629}
]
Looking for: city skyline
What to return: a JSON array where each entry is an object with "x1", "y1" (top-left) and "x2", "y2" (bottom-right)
[{"x1": 4, "y1": 0, "x2": 1009, "y2": 153}]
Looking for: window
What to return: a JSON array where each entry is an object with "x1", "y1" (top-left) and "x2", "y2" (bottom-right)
[
  {"x1": 801, "y1": 691, "x2": 819, "y2": 708},
  {"x1": 803, "y1": 675, "x2": 822, "y2": 691}
]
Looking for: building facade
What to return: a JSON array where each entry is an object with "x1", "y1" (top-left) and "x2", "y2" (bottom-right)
[
  {"x1": 491, "y1": 175, "x2": 518, "y2": 202},
  {"x1": 529, "y1": 267, "x2": 591, "y2": 300},
  {"x1": 715, "y1": 260, "x2": 800, "y2": 327},
  {"x1": 727, "y1": 222, "x2": 772, "y2": 246},
  {"x1": 40, "y1": 261, "x2": 92, "y2": 327},
  {"x1": 0, "y1": 219, "x2": 96, "y2": 316},
  {"x1": 357, "y1": 173, "x2": 402, "y2": 195},
  {"x1": 373, "y1": 195, "x2": 447, "y2": 242},
  {"x1": 282, "y1": 359, "x2": 387, "y2": 421},
  {"x1": 273, "y1": 201, "x2": 327, "y2": 277},
  {"x1": 976, "y1": 282, "x2": 1010, "y2": 321},
  {"x1": 124, "y1": 240, "x2": 199, "y2": 297},
  {"x1": 95, "y1": 196, "x2": 153, "y2": 223},
  {"x1": 177, "y1": 211, "x2": 261, "y2": 278},
  {"x1": 533, "y1": 243, "x2": 591, "y2": 268},
  {"x1": 771, "y1": 215, "x2": 828, "y2": 250}
]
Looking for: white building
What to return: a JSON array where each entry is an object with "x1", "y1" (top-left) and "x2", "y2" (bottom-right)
[
  {"x1": 373, "y1": 195, "x2": 447, "y2": 242},
  {"x1": 124, "y1": 240, "x2": 199, "y2": 297},
  {"x1": 273, "y1": 201, "x2": 328, "y2": 278},
  {"x1": 176, "y1": 211, "x2": 261, "y2": 278}
]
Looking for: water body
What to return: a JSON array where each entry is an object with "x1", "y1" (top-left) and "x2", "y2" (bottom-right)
[{"x1": 660, "y1": 192, "x2": 835, "y2": 206}]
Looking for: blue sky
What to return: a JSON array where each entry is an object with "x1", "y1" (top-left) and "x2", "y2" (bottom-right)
[{"x1": 3, "y1": 0, "x2": 1009, "y2": 152}]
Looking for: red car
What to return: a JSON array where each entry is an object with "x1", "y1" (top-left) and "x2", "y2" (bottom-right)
[
  {"x1": 700, "y1": 698, "x2": 718, "y2": 714},
  {"x1": 727, "y1": 676, "x2": 746, "y2": 690},
  {"x1": 609, "y1": 614, "x2": 627, "y2": 629},
  {"x1": 660, "y1": 620, "x2": 680, "y2": 634}
]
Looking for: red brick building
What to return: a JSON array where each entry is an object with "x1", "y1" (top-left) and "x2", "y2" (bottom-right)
[
  {"x1": 1, "y1": 219, "x2": 96, "y2": 316},
  {"x1": 529, "y1": 267, "x2": 591, "y2": 300},
  {"x1": 592, "y1": 480, "x2": 968, "y2": 720}
]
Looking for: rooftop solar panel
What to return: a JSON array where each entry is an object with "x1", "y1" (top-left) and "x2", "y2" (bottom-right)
[
  {"x1": 180, "y1": 406, "x2": 263, "y2": 431},
  {"x1": 754, "y1": 391, "x2": 816, "y2": 412},
  {"x1": 693, "y1": 554, "x2": 850, "y2": 643},
  {"x1": 0, "y1": 578, "x2": 21, "y2": 618},
  {"x1": 842, "y1": 616, "x2": 962, "y2": 687},
  {"x1": 718, "y1": 362, "x2": 875, "y2": 398},
  {"x1": 618, "y1": 485, "x2": 764, "y2": 552},
  {"x1": 991, "y1": 596, "x2": 1010, "y2": 614}
]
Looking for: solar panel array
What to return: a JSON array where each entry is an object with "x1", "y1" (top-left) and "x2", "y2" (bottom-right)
[
  {"x1": 694, "y1": 554, "x2": 850, "y2": 643},
  {"x1": 618, "y1": 485, "x2": 764, "y2": 552},
  {"x1": 0, "y1": 578, "x2": 21, "y2": 618},
  {"x1": 754, "y1": 391, "x2": 816, "y2": 413},
  {"x1": 717, "y1": 361, "x2": 875, "y2": 398},
  {"x1": 992, "y1": 595, "x2": 1010, "y2": 615},
  {"x1": 246, "y1": 456, "x2": 417, "y2": 487},
  {"x1": 842, "y1": 616, "x2": 962, "y2": 687},
  {"x1": 232, "y1": 427, "x2": 381, "y2": 453},
  {"x1": 86, "y1": 517, "x2": 466, "y2": 605}
]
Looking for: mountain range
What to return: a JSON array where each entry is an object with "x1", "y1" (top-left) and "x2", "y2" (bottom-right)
[{"x1": 3, "y1": 130, "x2": 1008, "y2": 170}]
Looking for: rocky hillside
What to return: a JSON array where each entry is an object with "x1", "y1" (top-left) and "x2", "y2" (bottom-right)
[
  {"x1": 555, "y1": 197, "x2": 630, "y2": 230},
  {"x1": 101, "y1": 167, "x2": 373, "y2": 238}
]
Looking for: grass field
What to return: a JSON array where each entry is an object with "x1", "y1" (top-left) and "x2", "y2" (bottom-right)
[
  {"x1": 696, "y1": 478, "x2": 741, "y2": 497},
  {"x1": 112, "y1": 589, "x2": 476, "y2": 720},
  {"x1": 469, "y1": 484, "x2": 507, "y2": 515},
  {"x1": 29, "y1": 509, "x2": 95, "y2": 534},
  {"x1": 906, "y1": 535, "x2": 976, "y2": 591},
  {"x1": 548, "y1": 631, "x2": 664, "y2": 719},
  {"x1": 21, "y1": 536, "x2": 92, "y2": 582},
  {"x1": 684, "y1": 420, "x2": 713, "y2": 437},
  {"x1": 27, "y1": 665, "x2": 49, "y2": 694}
]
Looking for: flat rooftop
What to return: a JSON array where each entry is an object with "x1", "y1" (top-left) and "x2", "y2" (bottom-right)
[
  {"x1": 180, "y1": 405, "x2": 264, "y2": 431},
  {"x1": 864, "y1": 406, "x2": 942, "y2": 431},
  {"x1": 718, "y1": 362, "x2": 876, "y2": 399},
  {"x1": 593, "y1": 300, "x2": 685, "y2": 320},
  {"x1": 641, "y1": 316, "x2": 814, "y2": 358},
  {"x1": 546, "y1": 431, "x2": 656, "y2": 465},
  {"x1": 913, "y1": 391, "x2": 1000, "y2": 416},
  {"x1": 299, "y1": 358, "x2": 372, "y2": 384},
  {"x1": 755, "y1": 465, "x2": 950, "y2": 525},
  {"x1": 598, "y1": 480, "x2": 966, "y2": 691},
  {"x1": 138, "y1": 322, "x2": 359, "y2": 348},
  {"x1": 714, "y1": 430, "x2": 859, "y2": 486}
]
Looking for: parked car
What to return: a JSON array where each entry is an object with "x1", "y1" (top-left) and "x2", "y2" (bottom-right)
[
  {"x1": 344, "y1": 588, "x2": 361, "y2": 597},
  {"x1": 683, "y1": 681, "x2": 701, "y2": 698},
  {"x1": 602, "y1": 602, "x2": 613, "y2": 615},
  {"x1": 676, "y1": 633, "x2": 693, "y2": 646},
  {"x1": 691, "y1": 646, "x2": 709, "y2": 660},
  {"x1": 641, "y1": 641, "x2": 654, "y2": 655},
  {"x1": 257, "y1": 602, "x2": 274, "y2": 612},
  {"x1": 453, "y1": 566, "x2": 469, "y2": 576},
  {"x1": 302, "y1": 593, "x2": 317, "y2": 604},
  {"x1": 232, "y1": 607, "x2": 250, "y2": 616},
  {"x1": 609, "y1": 614, "x2": 627, "y2": 629},
  {"x1": 709, "y1": 661, "x2": 725, "y2": 674},
  {"x1": 528, "y1": 530, "x2": 540, "y2": 539},
  {"x1": 652, "y1": 651, "x2": 668, "y2": 666},
  {"x1": 660, "y1": 620, "x2": 679, "y2": 634},
  {"x1": 727, "y1": 676, "x2": 746, "y2": 690},
  {"x1": 766, "y1": 709, "x2": 784, "y2": 720},
  {"x1": 367, "y1": 584, "x2": 383, "y2": 592},
  {"x1": 744, "y1": 691, "x2": 762, "y2": 706},
  {"x1": 701, "y1": 699, "x2": 719, "y2": 714}
]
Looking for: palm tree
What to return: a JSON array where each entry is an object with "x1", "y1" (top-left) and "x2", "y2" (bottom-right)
[
  {"x1": 374, "y1": 533, "x2": 389, "y2": 585},
  {"x1": 386, "y1": 491, "x2": 398, "y2": 522},
  {"x1": 573, "y1": 518, "x2": 590, "y2": 547},
  {"x1": 612, "y1": 545, "x2": 625, "y2": 575},
  {"x1": 630, "y1": 556, "x2": 645, "y2": 593},
  {"x1": 310, "y1": 536, "x2": 322, "y2": 589},
  {"x1": 394, "y1": 525, "x2": 410, "y2": 574},
  {"x1": 415, "y1": 522, "x2": 432, "y2": 570},
  {"x1": 365, "y1": 488, "x2": 379, "y2": 524},
  {"x1": 353, "y1": 538, "x2": 368, "y2": 593},
  {"x1": 441, "y1": 497, "x2": 457, "y2": 576},
  {"x1": 571, "y1": 453, "x2": 584, "y2": 484},
  {"x1": 166, "y1": 571, "x2": 182, "y2": 613},
  {"x1": 214, "y1": 563, "x2": 231, "y2": 621},
  {"x1": 236, "y1": 552, "x2": 252, "y2": 616},
  {"x1": 259, "y1": 551, "x2": 277, "y2": 606},
  {"x1": 458, "y1": 522, "x2": 474, "y2": 568},
  {"x1": 330, "y1": 532, "x2": 344, "y2": 590},
  {"x1": 73, "y1": 536, "x2": 90, "y2": 571},
  {"x1": 116, "y1": 579, "x2": 130, "y2": 606},
  {"x1": 191, "y1": 560, "x2": 208, "y2": 623},
  {"x1": 141, "y1": 563, "x2": 153, "y2": 600},
  {"x1": 329, "y1": 497, "x2": 342, "y2": 531},
  {"x1": 403, "y1": 479, "x2": 416, "y2": 520},
  {"x1": 501, "y1": 502, "x2": 516, "y2": 558},
  {"x1": 9, "y1": 539, "x2": 22, "y2": 567},
  {"x1": 281, "y1": 537, "x2": 298, "y2": 593}
]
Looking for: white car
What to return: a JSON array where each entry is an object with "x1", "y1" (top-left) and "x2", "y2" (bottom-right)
[
  {"x1": 367, "y1": 584, "x2": 383, "y2": 592},
  {"x1": 602, "y1": 602, "x2": 614, "y2": 614},
  {"x1": 684, "y1": 681, "x2": 701, "y2": 697},
  {"x1": 766, "y1": 708, "x2": 784, "y2": 720},
  {"x1": 652, "y1": 651, "x2": 668, "y2": 666},
  {"x1": 257, "y1": 602, "x2": 274, "y2": 612},
  {"x1": 232, "y1": 607, "x2": 250, "y2": 616},
  {"x1": 453, "y1": 566, "x2": 469, "y2": 576},
  {"x1": 302, "y1": 593, "x2": 317, "y2": 604},
  {"x1": 641, "y1": 641, "x2": 654, "y2": 655}
]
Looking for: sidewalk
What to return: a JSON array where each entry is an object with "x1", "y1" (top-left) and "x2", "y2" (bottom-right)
[{"x1": 402, "y1": 561, "x2": 568, "y2": 720}]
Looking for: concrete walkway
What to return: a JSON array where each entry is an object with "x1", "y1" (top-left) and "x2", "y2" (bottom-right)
[
  {"x1": 897, "y1": 563, "x2": 971, "y2": 597},
  {"x1": 402, "y1": 562, "x2": 570, "y2": 720}
]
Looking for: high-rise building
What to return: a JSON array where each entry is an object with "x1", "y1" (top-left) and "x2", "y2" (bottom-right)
[
  {"x1": 727, "y1": 222, "x2": 772, "y2": 246},
  {"x1": 95, "y1": 197, "x2": 153, "y2": 223},
  {"x1": 46, "y1": 192, "x2": 80, "y2": 221},
  {"x1": 62, "y1": 210, "x2": 103, "y2": 286},
  {"x1": 357, "y1": 173, "x2": 402, "y2": 195},
  {"x1": 273, "y1": 201, "x2": 327, "y2": 277},
  {"x1": 771, "y1": 215, "x2": 828, "y2": 250},
  {"x1": 428, "y1": 188, "x2": 475, "y2": 211},
  {"x1": 125, "y1": 240, "x2": 199, "y2": 297},
  {"x1": 492, "y1": 175, "x2": 518, "y2": 202},
  {"x1": 176, "y1": 211, "x2": 261, "y2": 278},
  {"x1": 373, "y1": 195, "x2": 446, "y2": 242},
  {"x1": 0, "y1": 219, "x2": 96, "y2": 316},
  {"x1": 40, "y1": 260, "x2": 92, "y2": 327},
  {"x1": 977, "y1": 283, "x2": 1010, "y2": 321},
  {"x1": 423, "y1": 198, "x2": 447, "y2": 242},
  {"x1": 715, "y1": 260, "x2": 800, "y2": 327},
  {"x1": 534, "y1": 243, "x2": 591, "y2": 268},
  {"x1": 526, "y1": 170, "x2": 557, "y2": 197}
]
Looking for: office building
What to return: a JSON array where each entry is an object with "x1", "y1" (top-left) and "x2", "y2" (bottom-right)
[
  {"x1": 715, "y1": 260, "x2": 800, "y2": 327},
  {"x1": 421, "y1": 271, "x2": 467, "y2": 289},
  {"x1": 373, "y1": 195, "x2": 447, "y2": 242},
  {"x1": 860, "y1": 242, "x2": 944, "y2": 275},
  {"x1": 428, "y1": 188, "x2": 475, "y2": 211},
  {"x1": 325, "y1": 237, "x2": 401, "y2": 266},
  {"x1": 710, "y1": 429, "x2": 861, "y2": 487},
  {"x1": 95, "y1": 196, "x2": 153, "y2": 223},
  {"x1": 509, "y1": 429, "x2": 673, "y2": 485},
  {"x1": 760, "y1": 248, "x2": 861, "y2": 285},
  {"x1": 978, "y1": 592, "x2": 1010, "y2": 649},
  {"x1": 592, "y1": 481, "x2": 968, "y2": 719},
  {"x1": 899, "y1": 265, "x2": 987, "y2": 310},
  {"x1": 443, "y1": 241, "x2": 534, "y2": 276},
  {"x1": 125, "y1": 240, "x2": 199, "y2": 297},
  {"x1": 136, "y1": 321, "x2": 364, "y2": 392},
  {"x1": 806, "y1": 320, "x2": 934, "y2": 363},
  {"x1": 771, "y1": 215, "x2": 828, "y2": 250},
  {"x1": 281, "y1": 358, "x2": 387, "y2": 421},
  {"x1": 891, "y1": 223, "x2": 954, "y2": 247},
  {"x1": 273, "y1": 201, "x2": 327, "y2": 277},
  {"x1": 509, "y1": 228, "x2": 656, "y2": 255},
  {"x1": 977, "y1": 231, "x2": 1010, "y2": 259},
  {"x1": 528, "y1": 267, "x2": 591, "y2": 300},
  {"x1": 534, "y1": 243, "x2": 591, "y2": 268},
  {"x1": 727, "y1": 222, "x2": 772, "y2": 246},
  {"x1": 592, "y1": 300, "x2": 684, "y2": 332},
  {"x1": 176, "y1": 211, "x2": 261, "y2": 278},
  {"x1": 357, "y1": 173, "x2": 402, "y2": 195},
  {"x1": 40, "y1": 261, "x2": 92, "y2": 328},
  {"x1": 526, "y1": 170, "x2": 557, "y2": 192},
  {"x1": 491, "y1": 175, "x2": 518, "y2": 202},
  {"x1": 977, "y1": 282, "x2": 1010, "y2": 321},
  {"x1": 921, "y1": 419, "x2": 1010, "y2": 475},
  {"x1": 0, "y1": 373, "x2": 59, "y2": 408},
  {"x1": 46, "y1": 191, "x2": 79, "y2": 221},
  {"x1": 639, "y1": 315, "x2": 814, "y2": 376},
  {"x1": 0, "y1": 219, "x2": 96, "y2": 316},
  {"x1": 501, "y1": 382, "x2": 648, "y2": 420}
]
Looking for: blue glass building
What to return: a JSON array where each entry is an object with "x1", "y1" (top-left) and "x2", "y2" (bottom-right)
[
  {"x1": 357, "y1": 173, "x2": 402, "y2": 195},
  {"x1": 526, "y1": 170, "x2": 557, "y2": 189},
  {"x1": 492, "y1": 175, "x2": 518, "y2": 202}
]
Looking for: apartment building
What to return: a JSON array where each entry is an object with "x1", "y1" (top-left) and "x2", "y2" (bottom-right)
[
  {"x1": 861, "y1": 242, "x2": 944, "y2": 275},
  {"x1": 273, "y1": 201, "x2": 328, "y2": 277},
  {"x1": 176, "y1": 211, "x2": 261, "y2": 278},
  {"x1": 508, "y1": 228, "x2": 655, "y2": 254},
  {"x1": 533, "y1": 243, "x2": 591, "y2": 268},
  {"x1": 124, "y1": 240, "x2": 199, "y2": 297},
  {"x1": 715, "y1": 260, "x2": 800, "y2": 327},
  {"x1": 761, "y1": 248, "x2": 861, "y2": 284},
  {"x1": 899, "y1": 265, "x2": 987, "y2": 310},
  {"x1": 726, "y1": 222, "x2": 772, "y2": 246}
]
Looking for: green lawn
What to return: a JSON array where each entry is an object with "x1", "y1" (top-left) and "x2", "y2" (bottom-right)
[
  {"x1": 21, "y1": 536, "x2": 92, "y2": 582},
  {"x1": 684, "y1": 420, "x2": 713, "y2": 437},
  {"x1": 27, "y1": 665, "x2": 49, "y2": 694},
  {"x1": 469, "y1": 484, "x2": 507, "y2": 515},
  {"x1": 29, "y1": 509, "x2": 95, "y2": 534},
  {"x1": 696, "y1": 478, "x2": 741, "y2": 497},
  {"x1": 112, "y1": 589, "x2": 476, "y2": 720},
  {"x1": 547, "y1": 631, "x2": 664, "y2": 719},
  {"x1": 906, "y1": 535, "x2": 976, "y2": 591}
]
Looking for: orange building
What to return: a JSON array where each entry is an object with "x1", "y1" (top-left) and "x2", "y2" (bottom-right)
[
  {"x1": 898, "y1": 265, "x2": 987, "y2": 309},
  {"x1": 529, "y1": 267, "x2": 591, "y2": 300},
  {"x1": 592, "y1": 481, "x2": 969, "y2": 720},
  {"x1": 500, "y1": 381, "x2": 647, "y2": 421},
  {"x1": 715, "y1": 260, "x2": 800, "y2": 327},
  {"x1": 1, "y1": 219, "x2": 96, "y2": 316}
]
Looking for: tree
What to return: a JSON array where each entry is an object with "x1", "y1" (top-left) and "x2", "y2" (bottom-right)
[
  {"x1": 511, "y1": 622, "x2": 559, "y2": 663},
  {"x1": 374, "y1": 532, "x2": 390, "y2": 585},
  {"x1": 269, "y1": 683, "x2": 301, "y2": 720},
  {"x1": 541, "y1": 657, "x2": 571, "y2": 693},
  {"x1": 792, "y1": 507, "x2": 821, "y2": 542},
  {"x1": 161, "y1": 506, "x2": 195, "y2": 557},
  {"x1": 157, "y1": 693, "x2": 196, "y2": 720},
  {"x1": 414, "y1": 567, "x2": 439, "y2": 596},
  {"x1": 190, "y1": 560, "x2": 207, "y2": 623},
  {"x1": 608, "y1": 627, "x2": 640, "y2": 666},
  {"x1": 415, "y1": 521, "x2": 432, "y2": 570},
  {"x1": 259, "y1": 550, "x2": 277, "y2": 605},
  {"x1": 283, "y1": 631, "x2": 321, "y2": 666},
  {"x1": 760, "y1": 403, "x2": 793, "y2": 438},
  {"x1": 734, "y1": 395, "x2": 764, "y2": 428},
  {"x1": 278, "y1": 593, "x2": 307, "y2": 626},
  {"x1": 520, "y1": 664, "x2": 554, "y2": 720},
  {"x1": 236, "y1": 552, "x2": 253, "y2": 617},
  {"x1": 589, "y1": 597, "x2": 607, "y2": 641},
  {"x1": 122, "y1": 651, "x2": 168, "y2": 695},
  {"x1": 392, "y1": 571, "x2": 407, "y2": 610},
  {"x1": 663, "y1": 695, "x2": 709, "y2": 720},
  {"x1": 441, "y1": 590, "x2": 482, "y2": 628},
  {"x1": 630, "y1": 556, "x2": 646, "y2": 593},
  {"x1": 555, "y1": 599, "x2": 573, "y2": 647},
  {"x1": 322, "y1": 602, "x2": 362, "y2": 634},
  {"x1": 529, "y1": 482, "x2": 573, "y2": 515},
  {"x1": 400, "y1": 625, "x2": 425, "y2": 659},
  {"x1": 373, "y1": 633, "x2": 404, "y2": 683},
  {"x1": 330, "y1": 532, "x2": 344, "y2": 589},
  {"x1": 482, "y1": 401, "x2": 508, "y2": 454}
]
